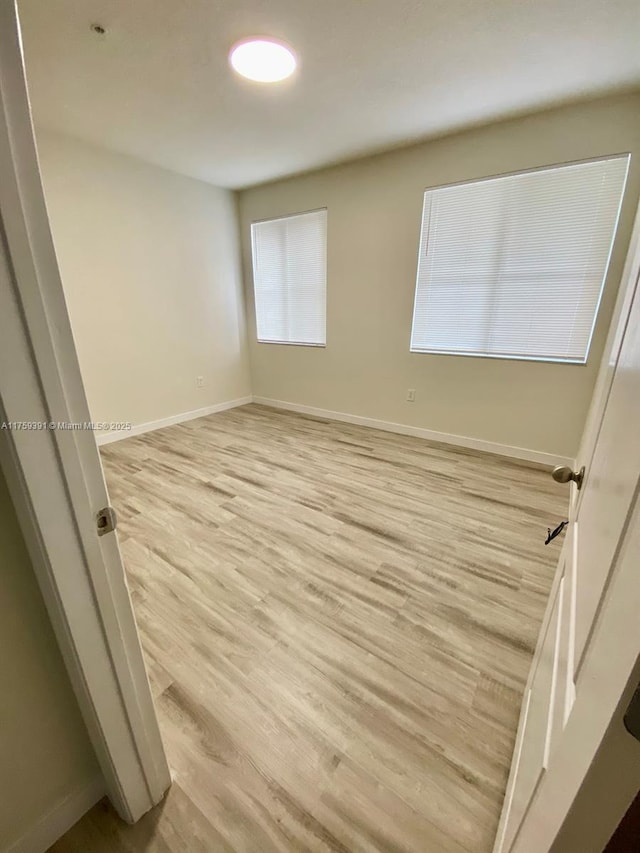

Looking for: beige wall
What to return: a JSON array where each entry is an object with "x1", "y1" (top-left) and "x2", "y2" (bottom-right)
[
  {"x1": 238, "y1": 93, "x2": 640, "y2": 459},
  {"x1": 36, "y1": 130, "x2": 251, "y2": 430},
  {"x1": 0, "y1": 463, "x2": 99, "y2": 849}
]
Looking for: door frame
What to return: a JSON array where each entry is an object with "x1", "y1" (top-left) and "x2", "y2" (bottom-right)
[{"x1": 0, "y1": 0, "x2": 170, "y2": 825}]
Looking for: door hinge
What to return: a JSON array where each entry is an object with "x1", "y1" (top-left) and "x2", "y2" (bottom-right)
[{"x1": 96, "y1": 505, "x2": 117, "y2": 536}]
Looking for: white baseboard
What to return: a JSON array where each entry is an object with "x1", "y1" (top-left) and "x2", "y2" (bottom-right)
[
  {"x1": 96, "y1": 396, "x2": 252, "y2": 445},
  {"x1": 7, "y1": 776, "x2": 104, "y2": 853},
  {"x1": 251, "y1": 396, "x2": 573, "y2": 468},
  {"x1": 96, "y1": 392, "x2": 572, "y2": 467}
]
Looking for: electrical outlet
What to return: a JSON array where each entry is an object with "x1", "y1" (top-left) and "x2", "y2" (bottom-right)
[
  {"x1": 196, "y1": 376, "x2": 205, "y2": 388},
  {"x1": 406, "y1": 388, "x2": 416, "y2": 402}
]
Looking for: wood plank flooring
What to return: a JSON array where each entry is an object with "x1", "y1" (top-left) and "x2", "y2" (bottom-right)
[{"x1": 50, "y1": 404, "x2": 569, "y2": 853}]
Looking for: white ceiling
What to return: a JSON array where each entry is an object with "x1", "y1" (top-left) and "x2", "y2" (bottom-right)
[{"x1": 18, "y1": 0, "x2": 640, "y2": 190}]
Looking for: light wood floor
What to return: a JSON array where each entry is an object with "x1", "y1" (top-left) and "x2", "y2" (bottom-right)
[{"x1": 51, "y1": 404, "x2": 568, "y2": 853}]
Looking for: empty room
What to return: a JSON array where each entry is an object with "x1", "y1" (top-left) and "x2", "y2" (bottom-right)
[{"x1": 2, "y1": 1, "x2": 640, "y2": 852}]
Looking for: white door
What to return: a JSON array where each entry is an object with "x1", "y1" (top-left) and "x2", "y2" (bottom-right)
[
  {"x1": 0, "y1": 0, "x2": 170, "y2": 824},
  {"x1": 494, "y1": 211, "x2": 640, "y2": 853}
]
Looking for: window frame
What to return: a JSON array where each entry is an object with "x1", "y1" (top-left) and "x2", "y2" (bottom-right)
[
  {"x1": 409, "y1": 154, "x2": 630, "y2": 365},
  {"x1": 250, "y1": 207, "x2": 328, "y2": 348}
]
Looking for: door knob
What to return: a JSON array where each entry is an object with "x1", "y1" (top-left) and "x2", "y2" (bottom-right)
[{"x1": 551, "y1": 465, "x2": 585, "y2": 489}]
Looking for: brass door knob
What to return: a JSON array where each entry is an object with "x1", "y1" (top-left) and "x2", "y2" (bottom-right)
[{"x1": 551, "y1": 465, "x2": 585, "y2": 489}]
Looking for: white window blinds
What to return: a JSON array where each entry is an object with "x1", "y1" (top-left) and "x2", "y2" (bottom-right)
[
  {"x1": 251, "y1": 209, "x2": 327, "y2": 346},
  {"x1": 410, "y1": 155, "x2": 629, "y2": 363}
]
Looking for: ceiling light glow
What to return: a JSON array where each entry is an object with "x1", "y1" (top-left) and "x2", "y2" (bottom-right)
[{"x1": 229, "y1": 38, "x2": 297, "y2": 83}]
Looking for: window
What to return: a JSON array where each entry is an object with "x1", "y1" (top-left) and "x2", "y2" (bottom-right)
[
  {"x1": 410, "y1": 156, "x2": 629, "y2": 363},
  {"x1": 251, "y1": 208, "x2": 327, "y2": 346}
]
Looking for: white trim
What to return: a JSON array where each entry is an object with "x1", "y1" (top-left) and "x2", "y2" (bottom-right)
[
  {"x1": 0, "y1": 1, "x2": 170, "y2": 825},
  {"x1": 252, "y1": 396, "x2": 573, "y2": 467},
  {"x1": 7, "y1": 777, "x2": 104, "y2": 853},
  {"x1": 97, "y1": 396, "x2": 252, "y2": 445}
]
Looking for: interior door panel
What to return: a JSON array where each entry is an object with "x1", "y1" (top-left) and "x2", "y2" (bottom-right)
[
  {"x1": 495, "y1": 226, "x2": 640, "y2": 853},
  {"x1": 502, "y1": 579, "x2": 562, "y2": 852}
]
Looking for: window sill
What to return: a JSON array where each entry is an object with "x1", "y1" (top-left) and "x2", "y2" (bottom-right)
[
  {"x1": 256, "y1": 340, "x2": 326, "y2": 348},
  {"x1": 409, "y1": 348, "x2": 587, "y2": 365}
]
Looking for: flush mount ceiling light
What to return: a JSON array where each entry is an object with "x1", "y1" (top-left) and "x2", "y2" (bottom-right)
[{"x1": 229, "y1": 38, "x2": 297, "y2": 83}]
